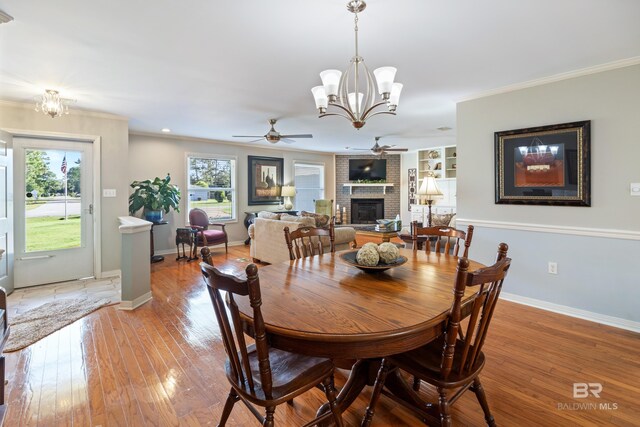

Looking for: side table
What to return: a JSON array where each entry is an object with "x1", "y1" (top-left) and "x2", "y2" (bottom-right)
[{"x1": 150, "y1": 220, "x2": 169, "y2": 263}]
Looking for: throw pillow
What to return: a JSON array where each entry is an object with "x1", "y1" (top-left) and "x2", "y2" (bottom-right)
[
  {"x1": 431, "y1": 213, "x2": 455, "y2": 227},
  {"x1": 257, "y1": 211, "x2": 281, "y2": 220},
  {"x1": 280, "y1": 214, "x2": 316, "y2": 227},
  {"x1": 300, "y1": 211, "x2": 331, "y2": 228}
]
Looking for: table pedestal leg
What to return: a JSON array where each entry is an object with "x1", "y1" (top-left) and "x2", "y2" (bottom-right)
[{"x1": 317, "y1": 359, "x2": 373, "y2": 426}]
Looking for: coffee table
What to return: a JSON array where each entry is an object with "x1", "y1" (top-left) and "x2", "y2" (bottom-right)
[{"x1": 354, "y1": 226, "x2": 399, "y2": 243}]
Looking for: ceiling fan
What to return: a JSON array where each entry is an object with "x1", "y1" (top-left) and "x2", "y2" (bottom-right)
[
  {"x1": 232, "y1": 119, "x2": 313, "y2": 144},
  {"x1": 346, "y1": 137, "x2": 409, "y2": 155}
]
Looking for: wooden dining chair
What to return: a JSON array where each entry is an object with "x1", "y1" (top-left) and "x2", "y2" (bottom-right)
[
  {"x1": 283, "y1": 220, "x2": 335, "y2": 260},
  {"x1": 411, "y1": 221, "x2": 474, "y2": 258},
  {"x1": 362, "y1": 243, "x2": 511, "y2": 427},
  {"x1": 200, "y1": 249, "x2": 343, "y2": 427}
]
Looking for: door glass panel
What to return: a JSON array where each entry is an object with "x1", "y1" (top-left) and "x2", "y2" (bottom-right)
[{"x1": 25, "y1": 149, "x2": 82, "y2": 252}]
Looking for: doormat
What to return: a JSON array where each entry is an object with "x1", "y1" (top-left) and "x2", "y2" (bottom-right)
[{"x1": 5, "y1": 297, "x2": 112, "y2": 352}]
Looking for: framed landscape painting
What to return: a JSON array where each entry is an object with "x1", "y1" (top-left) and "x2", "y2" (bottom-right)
[
  {"x1": 248, "y1": 155, "x2": 283, "y2": 205},
  {"x1": 495, "y1": 121, "x2": 590, "y2": 206}
]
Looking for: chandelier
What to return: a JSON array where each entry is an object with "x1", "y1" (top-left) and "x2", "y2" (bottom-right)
[
  {"x1": 35, "y1": 89, "x2": 73, "y2": 118},
  {"x1": 311, "y1": 0, "x2": 402, "y2": 129}
]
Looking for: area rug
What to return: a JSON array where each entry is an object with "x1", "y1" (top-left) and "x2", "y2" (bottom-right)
[{"x1": 5, "y1": 297, "x2": 112, "y2": 352}]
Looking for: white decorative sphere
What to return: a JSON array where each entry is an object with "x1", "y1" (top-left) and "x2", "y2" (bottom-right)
[
  {"x1": 362, "y1": 242, "x2": 378, "y2": 250},
  {"x1": 378, "y1": 242, "x2": 400, "y2": 264},
  {"x1": 356, "y1": 246, "x2": 380, "y2": 266}
]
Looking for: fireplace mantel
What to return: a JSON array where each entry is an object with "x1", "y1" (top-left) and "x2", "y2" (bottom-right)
[{"x1": 343, "y1": 183, "x2": 394, "y2": 195}]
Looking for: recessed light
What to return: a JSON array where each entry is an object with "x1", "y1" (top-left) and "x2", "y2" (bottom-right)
[
  {"x1": 437, "y1": 126, "x2": 452, "y2": 132},
  {"x1": 161, "y1": 128, "x2": 171, "y2": 133}
]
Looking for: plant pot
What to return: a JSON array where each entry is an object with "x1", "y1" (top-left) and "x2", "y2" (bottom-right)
[{"x1": 145, "y1": 210, "x2": 164, "y2": 222}]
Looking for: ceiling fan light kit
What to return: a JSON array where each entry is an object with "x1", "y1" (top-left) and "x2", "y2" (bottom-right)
[
  {"x1": 311, "y1": 0, "x2": 402, "y2": 129},
  {"x1": 347, "y1": 136, "x2": 409, "y2": 155},
  {"x1": 232, "y1": 119, "x2": 313, "y2": 144}
]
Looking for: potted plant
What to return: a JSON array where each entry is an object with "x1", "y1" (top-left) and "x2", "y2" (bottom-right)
[{"x1": 128, "y1": 174, "x2": 181, "y2": 222}]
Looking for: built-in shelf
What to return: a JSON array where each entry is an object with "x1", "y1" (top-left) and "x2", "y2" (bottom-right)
[{"x1": 343, "y1": 183, "x2": 394, "y2": 195}]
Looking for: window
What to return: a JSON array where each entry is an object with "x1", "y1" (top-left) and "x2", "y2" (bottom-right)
[
  {"x1": 187, "y1": 155, "x2": 236, "y2": 221},
  {"x1": 294, "y1": 162, "x2": 325, "y2": 212}
]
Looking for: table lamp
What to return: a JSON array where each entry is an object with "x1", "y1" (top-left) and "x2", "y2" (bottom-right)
[
  {"x1": 281, "y1": 185, "x2": 296, "y2": 210},
  {"x1": 418, "y1": 176, "x2": 443, "y2": 227}
]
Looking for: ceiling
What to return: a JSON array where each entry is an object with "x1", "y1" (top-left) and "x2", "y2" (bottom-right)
[{"x1": 1, "y1": 0, "x2": 639, "y2": 153}]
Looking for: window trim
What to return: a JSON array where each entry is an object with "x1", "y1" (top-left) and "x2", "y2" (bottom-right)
[
  {"x1": 293, "y1": 161, "x2": 326, "y2": 211},
  {"x1": 185, "y1": 153, "x2": 238, "y2": 224}
]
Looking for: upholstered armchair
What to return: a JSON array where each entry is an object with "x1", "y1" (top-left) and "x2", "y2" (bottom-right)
[
  {"x1": 313, "y1": 199, "x2": 333, "y2": 217},
  {"x1": 188, "y1": 208, "x2": 228, "y2": 253}
]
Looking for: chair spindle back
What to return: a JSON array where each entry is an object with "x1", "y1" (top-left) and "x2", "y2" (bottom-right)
[
  {"x1": 200, "y1": 261, "x2": 274, "y2": 399},
  {"x1": 412, "y1": 221, "x2": 474, "y2": 257},
  {"x1": 441, "y1": 243, "x2": 510, "y2": 380},
  {"x1": 284, "y1": 221, "x2": 335, "y2": 260}
]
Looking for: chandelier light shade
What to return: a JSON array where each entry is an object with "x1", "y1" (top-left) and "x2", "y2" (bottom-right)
[
  {"x1": 311, "y1": 0, "x2": 402, "y2": 129},
  {"x1": 35, "y1": 89, "x2": 73, "y2": 118}
]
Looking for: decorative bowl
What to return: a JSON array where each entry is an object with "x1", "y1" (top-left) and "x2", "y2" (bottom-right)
[{"x1": 339, "y1": 250, "x2": 408, "y2": 273}]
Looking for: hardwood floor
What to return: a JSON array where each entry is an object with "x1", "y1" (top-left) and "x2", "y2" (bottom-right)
[{"x1": 3, "y1": 240, "x2": 639, "y2": 426}]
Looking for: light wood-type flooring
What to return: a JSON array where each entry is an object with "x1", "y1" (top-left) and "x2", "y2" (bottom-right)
[{"x1": 3, "y1": 238, "x2": 639, "y2": 426}]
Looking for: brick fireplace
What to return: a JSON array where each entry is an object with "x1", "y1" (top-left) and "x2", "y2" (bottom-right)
[{"x1": 336, "y1": 154, "x2": 400, "y2": 224}]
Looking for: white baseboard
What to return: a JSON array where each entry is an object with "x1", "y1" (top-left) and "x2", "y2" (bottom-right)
[
  {"x1": 501, "y1": 292, "x2": 640, "y2": 333},
  {"x1": 119, "y1": 291, "x2": 152, "y2": 310},
  {"x1": 99, "y1": 269, "x2": 121, "y2": 278}
]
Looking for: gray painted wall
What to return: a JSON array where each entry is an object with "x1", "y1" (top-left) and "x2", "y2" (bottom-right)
[
  {"x1": 457, "y1": 64, "x2": 640, "y2": 322},
  {"x1": 128, "y1": 133, "x2": 336, "y2": 252},
  {"x1": 0, "y1": 101, "x2": 129, "y2": 273}
]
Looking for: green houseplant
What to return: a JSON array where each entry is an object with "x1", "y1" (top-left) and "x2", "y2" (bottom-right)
[{"x1": 128, "y1": 174, "x2": 181, "y2": 222}]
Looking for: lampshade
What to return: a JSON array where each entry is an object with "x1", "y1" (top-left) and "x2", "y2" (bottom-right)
[
  {"x1": 418, "y1": 176, "x2": 443, "y2": 199},
  {"x1": 281, "y1": 186, "x2": 296, "y2": 197},
  {"x1": 373, "y1": 67, "x2": 397, "y2": 95},
  {"x1": 320, "y1": 69, "x2": 342, "y2": 97},
  {"x1": 311, "y1": 86, "x2": 328, "y2": 110}
]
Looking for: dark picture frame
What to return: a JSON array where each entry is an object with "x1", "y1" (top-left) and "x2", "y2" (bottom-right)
[
  {"x1": 495, "y1": 120, "x2": 590, "y2": 206},
  {"x1": 247, "y1": 155, "x2": 284, "y2": 205}
]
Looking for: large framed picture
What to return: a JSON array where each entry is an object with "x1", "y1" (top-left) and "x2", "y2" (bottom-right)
[
  {"x1": 248, "y1": 155, "x2": 284, "y2": 205},
  {"x1": 495, "y1": 121, "x2": 590, "y2": 206}
]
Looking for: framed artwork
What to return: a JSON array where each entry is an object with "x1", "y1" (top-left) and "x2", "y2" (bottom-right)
[
  {"x1": 495, "y1": 120, "x2": 590, "y2": 206},
  {"x1": 248, "y1": 155, "x2": 284, "y2": 205},
  {"x1": 408, "y1": 168, "x2": 417, "y2": 209}
]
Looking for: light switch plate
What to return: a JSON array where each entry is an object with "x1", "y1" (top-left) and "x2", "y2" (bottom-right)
[
  {"x1": 103, "y1": 189, "x2": 117, "y2": 197},
  {"x1": 631, "y1": 183, "x2": 640, "y2": 196}
]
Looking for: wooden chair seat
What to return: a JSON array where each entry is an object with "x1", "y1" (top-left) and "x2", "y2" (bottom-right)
[
  {"x1": 391, "y1": 337, "x2": 486, "y2": 388},
  {"x1": 226, "y1": 345, "x2": 335, "y2": 405}
]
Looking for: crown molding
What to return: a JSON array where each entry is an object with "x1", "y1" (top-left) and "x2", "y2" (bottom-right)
[
  {"x1": 129, "y1": 130, "x2": 334, "y2": 155},
  {"x1": 458, "y1": 56, "x2": 640, "y2": 103},
  {"x1": 0, "y1": 99, "x2": 128, "y2": 121}
]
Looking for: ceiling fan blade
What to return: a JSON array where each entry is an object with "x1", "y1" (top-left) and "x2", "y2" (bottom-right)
[
  {"x1": 348, "y1": 148, "x2": 371, "y2": 151},
  {"x1": 383, "y1": 148, "x2": 409, "y2": 152},
  {"x1": 280, "y1": 134, "x2": 313, "y2": 139},
  {"x1": 247, "y1": 138, "x2": 265, "y2": 143},
  {"x1": 233, "y1": 135, "x2": 264, "y2": 138},
  {"x1": 280, "y1": 138, "x2": 295, "y2": 144}
]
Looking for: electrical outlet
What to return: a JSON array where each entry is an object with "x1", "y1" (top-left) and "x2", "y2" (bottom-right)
[
  {"x1": 631, "y1": 183, "x2": 640, "y2": 196},
  {"x1": 548, "y1": 262, "x2": 558, "y2": 275}
]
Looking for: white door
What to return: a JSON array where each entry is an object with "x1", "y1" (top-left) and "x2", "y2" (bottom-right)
[
  {"x1": 14, "y1": 138, "x2": 94, "y2": 288},
  {"x1": 0, "y1": 131, "x2": 13, "y2": 294}
]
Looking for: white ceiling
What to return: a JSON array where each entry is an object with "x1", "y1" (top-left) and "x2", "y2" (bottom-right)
[{"x1": 1, "y1": 0, "x2": 639, "y2": 153}]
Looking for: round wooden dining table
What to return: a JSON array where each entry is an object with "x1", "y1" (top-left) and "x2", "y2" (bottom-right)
[{"x1": 235, "y1": 248, "x2": 485, "y2": 422}]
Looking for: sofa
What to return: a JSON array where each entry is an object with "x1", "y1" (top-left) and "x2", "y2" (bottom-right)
[{"x1": 249, "y1": 213, "x2": 357, "y2": 264}]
